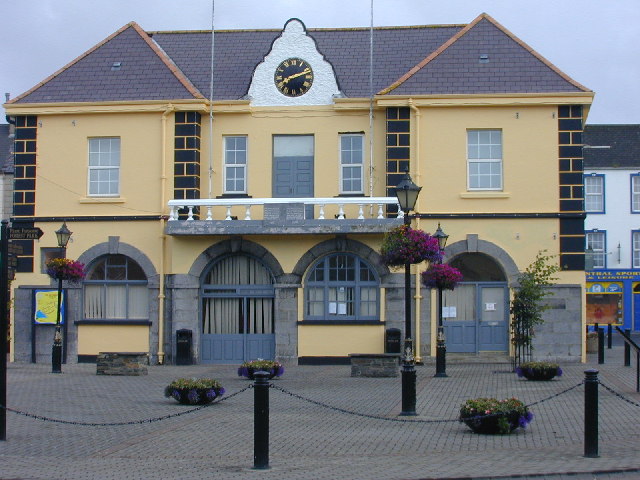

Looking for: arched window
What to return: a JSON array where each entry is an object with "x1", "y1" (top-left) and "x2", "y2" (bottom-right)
[
  {"x1": 305, "y1": 253, "x2": 379, "y2": 321},
  {"x1": 83, "y1": 254, "x2": 148, "y2": 320}
]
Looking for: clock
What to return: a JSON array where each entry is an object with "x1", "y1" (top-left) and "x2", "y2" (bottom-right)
[{"x1": 274, "y1": 58, "x2": 314, "y2": 97}]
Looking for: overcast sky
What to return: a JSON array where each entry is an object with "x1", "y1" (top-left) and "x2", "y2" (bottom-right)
[{"x1": 2, "y1": 0, "x2": 638, "y2": 124}]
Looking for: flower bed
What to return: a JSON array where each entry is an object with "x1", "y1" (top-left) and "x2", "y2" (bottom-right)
[
  {"x1": 238, "y1": 359, "x2": 284, "y2": 380},
  {"x1": 459, "y1": 397, "x2": 533, "y2": 435},
  {"x1": 164, "y1": 378, "x2": 225, "y2": 405},
  {"x1": 515, "y1": 361, "x2": 562, "y2": 381}
]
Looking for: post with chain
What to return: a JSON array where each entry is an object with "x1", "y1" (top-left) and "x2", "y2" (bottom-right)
[
  {"x1": 253, "y1": 371, "x2": 270, "y2": 470},
  {"x1": 597, "y1": 327, "x2": 605, "y2": 365},
  {"x1": 607, "y1": 324, "x2": 612, "y2": 349},
  {"x1": 584, "y1": 369, "x2": 599, "y2": 458},
  {"x1": 624, "y1": 329, "x2": 630, "y2": 367}
]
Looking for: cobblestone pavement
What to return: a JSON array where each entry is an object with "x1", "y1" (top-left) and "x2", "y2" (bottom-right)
[{"x1": 1, "y1": 346, "x2": 639, "y2": 480}]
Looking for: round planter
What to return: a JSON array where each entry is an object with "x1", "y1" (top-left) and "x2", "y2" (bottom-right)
[
  {"x1": 520, "y1": 368, "x2": 560, "y2": 381},
  {"x1": 461, "y1": 411, "x2": 522, "y2": 435},
  {"x1": 238, "y1": 367, "x2": 282, "y2": 380},
  {"x1": 168, "y1": 388, "x2": 223, "y2": 405}
]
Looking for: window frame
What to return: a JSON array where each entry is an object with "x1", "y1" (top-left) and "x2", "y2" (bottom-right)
[
  {"x1": 87, "y1": 137, "x2": 120, "y2": 197},
  {"x1": 339, "y1": 133, "x2": 364, "y2": 195},
  {"x1": 585, "y1": 230, "x2": 607, "y2": 269},
  {"x1": 223, "y1": 135, "x2": 248, "y2": 194},
  {"x1": 633, "y1": 230, "x2": 640, "y2": 268},
  {"x1": 584, "y1": 173, "x2": 605, "y2": 213},
  {"x1": 466, "y1": 129, "x2": 503, "y2": 191},
  {"x1": 631, "y1": 174, "x2": 640, "y2": 213},
  {"x1": 304, "y1": 253, "x2": 379, "y2": 322},
  {"x1": 82, "y1": 254, "x2": 149, "y2": 322}
]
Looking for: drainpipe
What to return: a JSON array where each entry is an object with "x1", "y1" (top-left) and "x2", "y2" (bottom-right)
[
  {"x1": 158, "y1": 104, "x2": 175, "y2": 364},
  {"x1": 409, "y1": 99, "x2": 424, "y2": 362}
]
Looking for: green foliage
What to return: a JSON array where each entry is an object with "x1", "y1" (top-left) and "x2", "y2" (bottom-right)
[
  {"x1": 165, "y1": 377, "x2": 222, "y2": 390},
  {"x1": 510, "y1": 251, "x2": 559, "y2": 346}
]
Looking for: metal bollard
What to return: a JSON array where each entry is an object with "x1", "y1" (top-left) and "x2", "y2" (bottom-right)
[
  {"x1": 584, "y1": 369, "x2": 599, "y2": 458},
  {"x1": 624, "y1": 329, "x2": 631, "y2": 367},
  {"x1": 597, "y1": 328, "x2": 605, "y2": 364},
  {"x1": 607, "y1": 324, "x2": 612, "y2": 349},
  {"x1": 253, "y1": 371, "x2": 270, "y2": 470}
]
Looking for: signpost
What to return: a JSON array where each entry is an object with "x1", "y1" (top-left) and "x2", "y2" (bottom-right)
[{"x1": 8, "y1": 227, "x2": 43, "y2": 241}]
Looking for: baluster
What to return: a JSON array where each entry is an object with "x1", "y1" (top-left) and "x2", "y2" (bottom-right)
[
  {"x1": 357, "y1": 204, "x2": 364, "y2": 219},
  {"x1": 168, "y1": 206, "x2": 177, "y2": 221},
  {"x1": 376, "y1": 204, "x2": 384, "y2": 219},
  {"x1": 318, "y1": 204, "x2": 325, "y2": 220},
  {"x1": 337, "y1": 204, "x2": 345, "y2": 219},
  {"x1": 225, "y1": 206, "x2": 232, "y2": 220},
  {"x1": 397, "y1": 207, "x2": 405, "y2": 219},
  {"x1": 206, "y1": 206, "x2": 213, "y2": 221},
  {"x1": 187, "y1": 206, "x2": 194, "y2": 221},
  {"x1": 245, "y1": 205, "x2": 252, "y2": 220}
]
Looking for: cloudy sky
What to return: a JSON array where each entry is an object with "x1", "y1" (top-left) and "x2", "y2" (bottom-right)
[{"x1": 2, "y1": 0, "x2": 638, "y2": 124}]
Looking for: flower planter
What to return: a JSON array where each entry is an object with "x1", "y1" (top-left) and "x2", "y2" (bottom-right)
[
  {"x1": 461, "y1": 411, "x2": 523, "y2": 434},
  {"x1": 164, "y1": 378, "x2": 225, "y2": 405},
  {"x1": 515, "y1": 362, "x2": 562, "y2": 381},
  {"x1": 237, "y1": 360, "x2": 284, "y2": 380},
  {"x1": 459, "y1": 397, "x2": 533, "y2": 435}
]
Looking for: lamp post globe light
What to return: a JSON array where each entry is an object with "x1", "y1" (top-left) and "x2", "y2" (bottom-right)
[
  {"x1": 394, "y1": 172, "x2": 421, "y2": 416},
  {"x1": 51, "y1": 222, "x2": 72, "y2": 374},
  {"x1": 432, "y1": 223, "x2": 449, "y2": 378}
]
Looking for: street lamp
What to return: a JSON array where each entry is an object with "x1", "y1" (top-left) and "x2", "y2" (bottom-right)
[
  {"x1": 51, "y1": 222, "x2": 72, "y2": 374},
  {"x1": 432, "y1": 223, "x2": 449, "y2": 378},
  {"x1": 394, "y1": 171, "x2": 421, "y2": 416}
]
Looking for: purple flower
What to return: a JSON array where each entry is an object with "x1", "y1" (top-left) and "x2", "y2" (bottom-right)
[
  {"x1": 205, "y1": 389, "x2": 217, "y2": 400},
  {"x1": 218, "y1": 387, "x2": 225, "y2": 396},
  {"x1": 187, "y1": 389, "x2": 200, "y2": 404},
  {"x1": 238, "y1": 366, "x2": 249, "y2": 377},
  {"x1": 557, "y1": 367, "x2": 563, "y2": 377},
  {"x1": 515, "y1": 367, "x2": 524, "y2": 378},
  {"x1": 171, "y1": 389, "x2": 181, "y2": 401},
  {"x1": 276, "y1": 365, "x2": 285, "y2": 377}
]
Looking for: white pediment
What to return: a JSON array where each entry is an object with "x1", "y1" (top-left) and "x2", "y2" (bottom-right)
[{"x1": 248, "y1": 19, "x2": 341, "y2": 106}]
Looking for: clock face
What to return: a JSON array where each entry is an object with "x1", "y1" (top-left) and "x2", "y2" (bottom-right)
[{"x1": 274, "y1": 58, "x2": 314, "y2": 97}]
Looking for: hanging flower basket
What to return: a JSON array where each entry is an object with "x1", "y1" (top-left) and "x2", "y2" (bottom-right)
[
  {"x1": 380, "y1": 225, "x2": 442, "y2": 266},
  {"x1": 45, "y1": 258, "x2": 85, "y2": 283},
  {"x1": 515, "y1": 361, "x2": 562, "y2": 381},
  {"x1": 164, "y1": 378, "x2": 226, "y2": 405},
  {"x1": 421, "y1": 263, "x2": 463, "y2": 290},
  {"x1": 238, "y1": 359, "x2": 285, "y2": 380},
  {"x1": 459, "y1": 397, "x2": 533, "y2": 435}
]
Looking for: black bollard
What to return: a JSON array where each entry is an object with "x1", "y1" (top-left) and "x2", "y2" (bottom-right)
[
  {"x1": 624, "y1": 329, "x2": 631, "y2": 367},
  {"x1": 597, "y1": 328, "x2": 605, "y2": 365},
  {"x1": 607, "y1": 324, "x2": 612, "y2": 349},
  {"x1": 584, "y1": 369, "x2": 599, "y2": 458},
  {"x1": 253, "y1": 371, "x2": 270, "y2": 470}
]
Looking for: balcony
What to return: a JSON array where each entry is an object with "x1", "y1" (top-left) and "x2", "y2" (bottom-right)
[{"x1": 166, "y1": 197, "x2": 403, "y2": 236}]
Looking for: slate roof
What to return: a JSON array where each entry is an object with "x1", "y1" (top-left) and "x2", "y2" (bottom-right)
[
  {"x1": 7, "y1": 13, "x2": 590, "y2": 106},
  {"x1": 583, "y1": 125, "x2": 640, "y2": 169}
]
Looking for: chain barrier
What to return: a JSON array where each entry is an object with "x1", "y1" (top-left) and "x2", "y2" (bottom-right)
[
  {"x1": 598, "y1": 381, "x2": 640, "y2": 409},
  {"x1": 525, "y1": 381, "x2": 584, "y2": 408},
  {"x1": 0, "y1": 384, "x2": 254, "y2": 427}
]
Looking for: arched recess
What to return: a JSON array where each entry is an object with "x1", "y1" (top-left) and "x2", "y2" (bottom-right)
[
  {"x1": 292, "y1": 236, "x2": 390, "y2": 283},
  {"x1": 189, "y1": 237, "x2": 284, "y2": 283},
  {"x1": 441, "y1": 235, "x2": 518, "y2": 354}
]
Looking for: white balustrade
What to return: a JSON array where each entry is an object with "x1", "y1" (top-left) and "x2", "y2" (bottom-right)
[{"x1": 167, "y1": 197, "x2": 402, "y2": 221}]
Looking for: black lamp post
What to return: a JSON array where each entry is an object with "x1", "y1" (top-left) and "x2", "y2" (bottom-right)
[
  {"x1": 433, "y1": 223, "x2": 449, "y2": 378},
  {"x1": 394, "y1": 172, "x2": 421, "y2": 416},
  {"x1": 51, "y1": 222, "x2": 72, "y2": 374}
]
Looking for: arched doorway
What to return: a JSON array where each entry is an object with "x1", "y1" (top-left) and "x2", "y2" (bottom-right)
[
  {"x1": 201, "y1": 254, "x2": 275, "y2": 364},
  {"x1": 444, "y1": 253, "x2": 509, "y2": 353}
]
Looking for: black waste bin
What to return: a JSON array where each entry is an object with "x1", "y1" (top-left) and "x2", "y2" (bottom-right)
[
  {"x1": 385, "y1": 328, "x2": 401, "y2": 354},
  {"x1": 176, "y1": 329, "x2": 193, "y2": 365}
]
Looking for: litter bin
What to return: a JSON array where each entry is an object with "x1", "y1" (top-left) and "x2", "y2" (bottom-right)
[
  {"x1": 385, "y1": 328, "x2": 401, "y2": 354},
  {"x1": 176, "y1": 329, "x2": 193, "y2": 365}
]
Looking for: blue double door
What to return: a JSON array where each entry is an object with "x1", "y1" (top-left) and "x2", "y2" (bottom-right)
[{"x1": 443, "y1": 283, "x2": 509, "y2": 353}]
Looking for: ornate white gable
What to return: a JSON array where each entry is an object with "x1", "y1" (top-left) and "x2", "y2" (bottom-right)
[{"x1": 248, "y1": 19, "x2": 341, "y2": 106}]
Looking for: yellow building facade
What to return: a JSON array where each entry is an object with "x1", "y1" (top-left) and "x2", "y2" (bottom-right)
[{"x1": 4, "y1": 14, "x2": 592, "y2": 365}]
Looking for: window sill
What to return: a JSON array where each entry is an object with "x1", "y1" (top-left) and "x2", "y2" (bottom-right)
[
  {"x1": 75, "y1": 320, "x2": 151, "y2": 326},
  {"x1": 459, "y1": 192, "x2": 510, "y2": 199},
  {"x1": 298, "y1": 320, "x2": 384, "y2": 326},
  {"x1": 79, "y1": 197, "x2": 126, "y2": 204}
]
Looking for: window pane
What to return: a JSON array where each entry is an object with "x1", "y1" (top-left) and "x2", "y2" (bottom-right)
[
  {"x1": 632, "y1": 176, "x2": 640, "y2": 212},
  {"x1": 467, "y1": 130, "x2": 502, "y2": 190},
  {"x1": 128, "y1": 285, "x2": 148, "y2": 319},
  {"x1": 274, "y1": 135, "x2": 314, "y2": 157}
]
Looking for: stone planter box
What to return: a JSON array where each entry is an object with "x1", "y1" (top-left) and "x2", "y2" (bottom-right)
[
  {"x1": 349, "y1": 353, "x2": 400, "y2": 377},
  {"x1": 96, "y1": 352, "x2": 149, "y2": 376}
]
